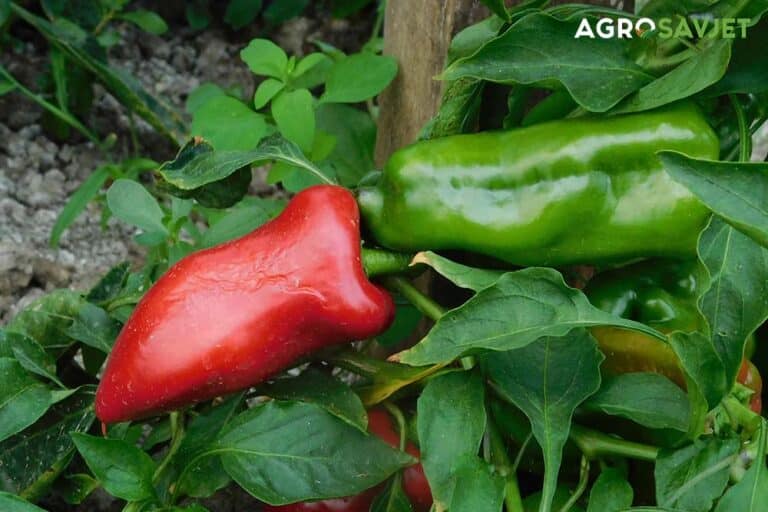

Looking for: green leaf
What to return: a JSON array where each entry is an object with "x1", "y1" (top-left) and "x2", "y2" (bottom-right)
[
  {"x1": 582, "y1": 373, "x2": 690, "y2": 431},
  {"x1": 614, "y1": 40, "x2": 731, "y2": 113},
  {"x1": 50, "y1": 165, "x2": 112, "y2": 247},
  {"x1": 118, "y1": 9, "x2": 168, "y2": 35},
  {"x1": 399, "y1": 268, "x2": 665, "y2": 366},
  {"x1": 106, "y1": 179, "x2": 168, "y2": 237},
  {"x1": 57, "y1": 473, "x2": 100, "y2": 505},
  {"x1": 675, "y1": 216, "x2": 768, "y2": 408},
  {"x1": 411, "y1": 251, "x2": 504, "y2": 293},
  {"x1": 253, "y1": 78, "x2": 285, "y2": 109},
  {"x1": 321, "y1": 53, "x2": 398, "y2": 103},
  {"x1": 263, "y1": 0, "x2": 309, "y2": 24},
  {"x1": 171, "y1": 394, "x2": 243, "y2": 499},
  {"x1": 715, "y1": 419, "x2": 768, "y2": 511},
  {"x1": 371, "y1": 474, "x2": 413, "y2": 512},
  {"x1": 292, "y1": 53, "x2": 333, "y2": 89},
  {"x1": 708, "y1": 18, "x2": 768, "y2": 95},
  {"x1": 224, "y1": 0, "x2": 262, "y2": 30},
  {"x1": 417, "y1": 371, "x2": 504, "y2": 511},
  {"x1": 654, "y1": 436, "x2": 740, "y2": 511},
  {"x1": 262, "y1": 369, "x2": 368, "y2": 431},
  {"x1": 327, "y1": 352, "x2": 442, "y2": 407},
  {"x1": 72, "y1": 433, "x2": 156, "y2": 501},
  {"x1": 272, "y1": 88, "x2": 315, "y2": 152},
  {"x1": 9, "y1": 333, "x2": 63, "y2": 388},
  {"x1": 482, "y1": 331, "x2": 603, "y2": 512},
  {"x1": 201, "y1": 197, "x2": 285, "y2": 247},
  {"x1": 240, "y1": 38, "x2": 288, "y2": 79},
  {"x1": 480, "y1": 0, "x2": 510, "y2": 20},
  {"x1": 215, "y1": 401, "x2": 413, "y2": 504},
  {"x1": 660, "y1": 153, "x2": 768, "y2": 249},
  {"x1": 587, "y1": 468, "x2": 633, "y2": 512},
  {"x1": 87, "y1": 262, "x2": 130, "y2": 303},
  {"x1": 0, "y1": 359, "x2": 73, "y2": 443},
  {"x1": 5, "y1": 290, "x2": 85, "y2": 354},
  {"x1": 315, "y1": 103, "x2": 376, "y2": 187},
  {"x1": 0, "y1": 386, "x2": 95, "y2": 495},
  {"x1": 186, "y1": 83, "x2": 226, "y2": 113},
  {"x1": 10, "y1": 4, "x2": 184, "y2": 142},
  {"x1": 448, "y1": 16, "x2": 506, "y2": 64},
  {"x1": 65, "y1": 302, "x2": 120, "y2": 353},
  {"x1": 442, "y1": 13, "x2": 653, "y2": 112},
  {"x1": 185, "y1": 0, "x2": 210, "y2": 30},
  {"x1": 0, "y1": 493, "x2": 47, "y2": 512},
  {"x1": 191, "y1": 95, "x2": 269, "y2": 151},
  {"x1": 420, "y1": 78, "x2": 484, "y2": 139}
]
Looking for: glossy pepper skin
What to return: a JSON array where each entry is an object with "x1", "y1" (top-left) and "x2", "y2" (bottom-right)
[
  {"x1": 358, "y1": 103, "x2": 719, "y2": 266},
  {"x1": 586, "y1": 260, "x2": 762, "y2": 413},
  {"x1": 96, "y1": 186, "x2": 394, "y2": 423},
  {"x1": 263, "y1": 408, "x2": 432, "y2": 512}
]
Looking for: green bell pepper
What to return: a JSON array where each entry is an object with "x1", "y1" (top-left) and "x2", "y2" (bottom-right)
[{"x1": 359, "y1": 103, "x2": 719, "y2": 266}]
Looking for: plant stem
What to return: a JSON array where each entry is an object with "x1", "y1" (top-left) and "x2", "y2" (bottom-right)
[
  {"x1": 722, "y1": 396, "x2": 762, "y2": 434},
  {"x1": 558, "y1": 456, "x2": 590, "y2": 512},
  {"x1": 361, "y1": 248, "x2": 414, "y2": 278},
  {"x1": 487, "y1": 416, "x2": 524, "y2": 512},
  {"x1": 570, "y1": 425, "x2": 658, "y2": 462},
  {"x1": 730, "y1": 93, "x2": 752, "y2": 162},
  {"x1": 382, "y1": 401, "x2": 408, "y2": 451},
  {"x1": 382, "y1": 276, "x2": 445, "y2": 322},
  {"x1": 152, "y1": 411, "x2": 185, "y2": 489},
  {"x1": 0, "y1": 64, "x2": 102, "y2": 147}
]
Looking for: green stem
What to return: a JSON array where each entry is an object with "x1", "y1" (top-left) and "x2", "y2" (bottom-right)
[
  {"x1": 722, "y1": 396, "x2": 762, "y2": 434},
  {"x1": 0, "y1": 64, "x2": 102, "y2": 147},
  {"x1": 20, "y1": 450, "x2": 74, "y2": 502},
  {"x1": 152, "y1": 411, "x2": 185, "y2": 493},
  {"x1": 730, "y1": 94, "x2": 752, "y2": 163},
  {"x1": 361, "y1": 248, "x2": 414, "y2": 278},
  {"x1": 725, "y1": 114, "x2": 767, "y2": 162},
  {"x1": 487, "y1": 416, "x2": 524, "y2": 512},
  {"x1": 570, "y1": 425, "x2": 658, "y2": 462},
  {"x1": 558, "y1": 456, "x2": 590, "y2": 512},
  {"x1": 382, "y1": 402, "x2": 408, "y2": 451},
  {"x1": 382, "y1": 276, "x2": 445, "y2": 322}
]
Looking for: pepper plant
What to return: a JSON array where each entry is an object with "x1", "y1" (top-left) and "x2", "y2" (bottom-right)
[{"x1": 1, "y1": 1, "x2": 768, "y2": 512}]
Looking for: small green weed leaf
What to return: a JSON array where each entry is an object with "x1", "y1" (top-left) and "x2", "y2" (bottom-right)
[
  {"x1": 315, "y1": 103, "x2": 376, "y2": 186},
  {"x1": 72, "y1": 433, "x2": 156, "y2": 501},
  {"x1": 186, "y1": 83, "x2": 226, "y2": 113},
  {"x1": 272, "y1": 88, "x2": 315, "y2": 152},
  {"x1": 50, "y1": 164, "x2": 112, "y2": 247},
  {"x1": 655, "y1": 436, "x2": 739, "y2": 511},
  {"x1": 224, "y1": 0, "x2": 262, "y2": 30},
  {"x1": 482, "y1": 331, "x2": 603, "y2": 512},
  {"x1": 399, "y1": 268, "x2": 665, "y2": 366},
  {"x1": 240, "y1": 38, "x2": 288, "y2": 79},
  {"x1": 201, "y1": 197, "x2": 285, "y2": 247},
  {"x1": 118, "y1": 9, "x2": 168, "y2": 35},
  {"x1": 253, "y1": 78, "x2": 284, "y2": 109},
  {"x1": 583, "y1": 373, "x2": 690, "y2": 431},
  {"x1": 215, "y1": 401, "x2": 412, "y2": 505},
  {"x1": 321, "y1": 53, "x2": 397, "y2": 103},
  {"x1": 191, "y1": 95, "x2": 269, "y2": 151},
  {"x1": 106, "y1": 179, "x2": 168, "y2": 237}
]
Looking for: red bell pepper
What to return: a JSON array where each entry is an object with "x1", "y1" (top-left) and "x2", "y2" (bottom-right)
[
  {"x1": 263, "y1": 408, "x2": 432, "y2": 512},
  {"x1": 96, "y1": 185, "x2": 394, "y2": 423},
  {"x1": 738, "y1": 360, "x2": 763, "y2": 414}
]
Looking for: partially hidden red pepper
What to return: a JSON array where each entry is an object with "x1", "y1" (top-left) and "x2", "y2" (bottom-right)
[
  {"x1": 96, "y1": 185, "x2": 394, "y2": 423},
  {"x1": 738, "y1": 360, "x2": 763, "y2": 414},
  {"x1": 263, "y1": 408, "x2": 432, "y2": 512}
]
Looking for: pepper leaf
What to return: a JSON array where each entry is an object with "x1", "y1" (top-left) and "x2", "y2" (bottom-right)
[
  {"x1": 215, "y1": 401, "x2": 413, "y2": 505},
  {"x1": 0, "y1": 386, "x2": 95, "y2": 495},
  {"x1": 262, "y1": 369, "x2": 368, "y2": 432},
  {"x1": 582, "y1": 373, "x2": 690, "y2": 431},
  {"x1": 398, "y1": 268, "x2": 665, "y2": 367},
  {"x1": 417, "y1": 371, "x2": 504, "y2": 511},
  {"x1": 5, "y1": 289, "x2": 85, "y2": 356},
  {"x1": 587, "y1": 468, "x2": 633, "y2": 512},
  {"x1": 659, "y1": 152, "x2": 768, "y2": 249},
  {"x1": 371, "y1": 474, "x2": 413, "y2": 512},
  {"x1": 654, "y1": 436, "x2": 740, "y2": 512},
  {"x1": 72, "y1": 433, "x2": 157, "y2": 502},
  {"x1": 411, "y1": 251, "x2": 504, "y2": 293},
  {"x1": 714, "y1": 419, "x2": 768, "y2": 511},
  {"x1": 0, "y1": 493, "x2": 48, "y2": 512},
  {"x1": 442, "y1": 13, "x2": 653, "y2": 112},
  {"x1": 481, "y1": 330, "x2": 603, "y2": 512}
]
